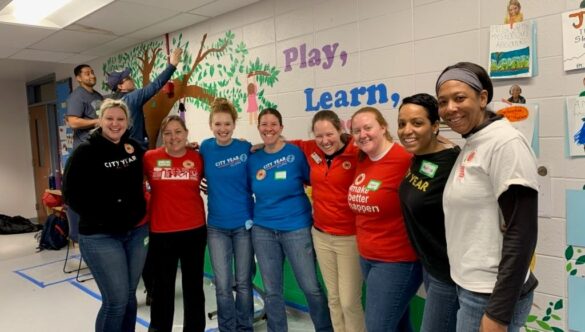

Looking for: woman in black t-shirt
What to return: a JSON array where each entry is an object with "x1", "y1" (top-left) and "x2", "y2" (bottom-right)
[{"x1": 397, "y1": 93, "x2": 460, "y2": 332}]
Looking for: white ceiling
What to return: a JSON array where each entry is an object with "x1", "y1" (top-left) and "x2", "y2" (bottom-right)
[{"x1": 0, "y1": 0, "x2": 258, "y2": 81}]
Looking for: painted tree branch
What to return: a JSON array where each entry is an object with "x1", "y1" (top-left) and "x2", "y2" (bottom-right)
[
  {"x1": 141, "y1": 48, "x2": 162, "y2": 86},
  {"x1": 184, "y1": 33, "x2": 228, "y2": 83}
]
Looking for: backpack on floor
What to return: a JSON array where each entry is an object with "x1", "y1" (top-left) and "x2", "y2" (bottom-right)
[{"x1": 36, "y1": 214, "x2": 69, "y2": 251}]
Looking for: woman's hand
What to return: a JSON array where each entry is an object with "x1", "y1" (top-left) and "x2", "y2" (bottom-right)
[{"x1": 479, "y1": 314, "x2": 507, "y2": 332}]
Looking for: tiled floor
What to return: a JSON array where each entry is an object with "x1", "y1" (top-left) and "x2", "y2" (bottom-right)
[{"x1": 0, "y1": 232, "x2": 314, "y2": 332}]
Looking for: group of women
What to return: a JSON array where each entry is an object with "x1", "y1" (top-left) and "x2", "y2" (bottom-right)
[{"x1": 62, "y1": 61, "x2": 538, "y2": 332}]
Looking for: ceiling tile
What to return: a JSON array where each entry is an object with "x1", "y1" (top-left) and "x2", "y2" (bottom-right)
[
  {"x1": 81, "y1": 36, "x2": 142, "y2": 57},
  {"x1": 0, "y1": 46, "x2": 19, "y2": 58},
  {"x1": 126, "y1": 13, "x2": 208, "y2": 40},
  {"x1": 29, "y1": 30, "x2": 117, "y2": 53},
  {"x1": 190, "y1": 0, "x2": 258, "y2": 17},
  {"x1": 10, "y1": 49, "x2": 75, "y2": 62},
  {"x1": 121, "y1": 0, "x2": 215, "y2": 12},
  {"x1": 58, "y1": 53, "x2": 99, "y2": 64},
  {"x1": 0, "y1": 23, "x2": 56, "y2": 48},
  {"x1": 75, "y1": 1, "x2": 180, "y2": 36}
]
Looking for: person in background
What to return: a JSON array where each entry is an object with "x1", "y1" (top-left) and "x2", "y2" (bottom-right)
[
  {"x1": 66, "y1": 64, "x2": 103, "y2": 149},
  {"x1": 349, "y1": 106, "x2": 422, "y2": 332},
  {"x1": 248, "y1": 108, "x2": 333, "y2": 332},
  {"x1": 290, "y1": 110, "x2": 365, "y2": 332},
  {"x1": 63, "y1": 99, "x2": 148, "y2": 332},
  {"x1": 65, "y1": 63, "x2": 105, "y2": 267},
  {"x1": 507, "y1": 84, "x2": 526, "y2": 104},
  {"x1": 107, "y1": 47, "x2": 183, "y2": 149},
  {"x1": 436, "y1": 62, "x2": 538, "y2": 332},
  {"x1": 397, "y1": 93, "x2": 460, "y2": 332},
  {"x1": 199, "y1": 98, "x2": 255, "y2": 331},
  {"x1": 143, "y1": 115, "x2": 207, "y2": 332}
]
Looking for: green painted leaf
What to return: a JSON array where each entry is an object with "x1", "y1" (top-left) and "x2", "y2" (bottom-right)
[
  {"x1": 576, "y1": 255, "x2": 585, "y2": 265},
  {"x1": 566, "y1": 246, "x2": 574, "y2": 260},
  {"x1": 551, "y1": 327, "x2": 564, "y2": 332},
  {"x1": 570, "y1": 269, "x2": 578, "y2": 275},
  {"x1": 546, "y1": 308, "x2": 552, "y2": 315},
  {"x1": 550, "y1": 314, "x2": 561, "y2": 320},
  {"x1": 210, "y1": 66, "x2": 215, "y2": 77},
  {"x1": 554, "y1": 299, "x2": 563, "y2": 310},
  {"x1": 536, "y1": 320, "x2": 552, "y2": 330},
  {"x1": 526, "y1": 315, "x2": 537, "y2": 322},
  {"x1": 543, "y1": 315, "x2": 551, "y2": 321},
  {"x1": 566, "y1": 263, "x2": 573, "y2": 272}
]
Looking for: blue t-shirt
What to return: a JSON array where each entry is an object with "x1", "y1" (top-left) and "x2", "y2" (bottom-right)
[
  {"x1": 247, "y1": 143, "x2": 312, "y2": 231},
  {"x1": 200, "y1": 138, "x2": 254, "y2": 229}
]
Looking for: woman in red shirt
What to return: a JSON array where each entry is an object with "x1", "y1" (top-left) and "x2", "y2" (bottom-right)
[
  {"x1": 143, "y1": 115, "x2": 207, "y2": 331},
  {"x1": 349, "y1": 106, "x2": 422, "y2": 332},
  {"x1": 292, "y1": 110, "x2": 365, "y2": 332}
]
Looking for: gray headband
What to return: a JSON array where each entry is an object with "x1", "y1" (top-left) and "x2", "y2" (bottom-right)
[{"x1": 435, "y1": 67, "x2": 483, "y2": 94}]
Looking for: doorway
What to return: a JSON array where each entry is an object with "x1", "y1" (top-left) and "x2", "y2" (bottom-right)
[{"x1": 28, "y1": 105, "x2": 53, "y2": 223}]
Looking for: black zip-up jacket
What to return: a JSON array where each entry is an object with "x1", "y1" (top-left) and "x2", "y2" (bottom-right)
[{"x1": 63, "y1": 129, "x2": 146, "y2": 235}]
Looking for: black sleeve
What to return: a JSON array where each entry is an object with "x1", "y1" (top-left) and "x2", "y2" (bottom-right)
[
  {"x1": 485, "y1": 184, "x2": 538, "y2": 325},
  {"x1": 62, "y1": 146, "x2": 93, "y2": 216}
]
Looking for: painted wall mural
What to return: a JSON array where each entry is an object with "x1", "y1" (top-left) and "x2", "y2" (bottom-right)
[{"x1": 102, "y1": 31, "x2": 279, "y2": 148}]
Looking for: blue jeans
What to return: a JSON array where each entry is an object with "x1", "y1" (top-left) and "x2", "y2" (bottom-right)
[
  {"x1": 252, "y1": 225, "x2": 333, "y2": 332},
  {"x1": 207, "y1": 225, "x2": 254, "y2": 332},
  {"x1": 79, "y1": 224, "x2": 149, "y2": 332},
  {"x1": 420, "y1": 270, "x2": 458, "y2": 332},
  {"x1": 456, "y1": 286, "x2": 534, "y2": 332},
  {"x1": 360, "y1": 258, "x2": 422, "y2": 332}
]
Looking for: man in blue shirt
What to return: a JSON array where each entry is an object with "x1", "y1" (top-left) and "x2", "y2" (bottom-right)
[{"x1": 66, "y1": 64, "x2": 103, "y2": 149}]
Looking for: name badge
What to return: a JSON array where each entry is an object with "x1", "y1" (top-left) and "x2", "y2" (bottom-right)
[
  {"x1": 311, "y1": 152, "x2": 322, "y2": 164},
  {"x1": 275, "y1": 171, "x2": 287, "y2": 180},
  {"x1": 157, "y1": 159, "x2": 171, "y2": 167},
  {"x1": 420, "y1": 160, "x2": 438, "y2": 178}
]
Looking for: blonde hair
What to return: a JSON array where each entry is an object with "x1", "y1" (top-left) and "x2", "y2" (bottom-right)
[
  {"x1": 209, "y1": 97, "x2": 238, "y2": 124},
  {"x1": 98, "y1": 98, "x2": 132, "y2": 127},
  {"x1": 350, "y1": 106, "x2": 392, "y2": 161},
  {"x1": 160, "y1": 115, "x2": 188, "y2": 133}
]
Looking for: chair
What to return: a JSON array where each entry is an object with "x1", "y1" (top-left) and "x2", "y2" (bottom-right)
[{"x1": 62, "y1": 206, "x2": 92, "y2": 282}]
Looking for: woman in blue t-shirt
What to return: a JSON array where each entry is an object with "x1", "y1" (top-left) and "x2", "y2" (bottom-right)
[
  {"x1": 200, "y1": 98, "x2": 255, "y2": 332},
  {"x1": 248, "y1": 108, "x2": 332, "y2": 332}
]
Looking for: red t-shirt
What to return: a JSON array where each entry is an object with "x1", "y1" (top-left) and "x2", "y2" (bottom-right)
[
  {"x1": 348, "y1": 143, "x2": 417, "y2": 262},
  {"x1": 143, "y1": 147, "x2": 205, "y2": 233},
  {"x1": 293, "y1": 139, "x2": 358, "y2": 235}
]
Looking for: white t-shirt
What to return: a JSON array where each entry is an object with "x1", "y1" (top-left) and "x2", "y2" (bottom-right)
[{"x1": 443, "y1": 119, "x2": 538, "y2": 293}]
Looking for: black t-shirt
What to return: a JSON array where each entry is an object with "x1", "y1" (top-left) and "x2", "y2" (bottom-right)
[{"x1": 398, "y1": 146, "x2": 460, "y2": 283}]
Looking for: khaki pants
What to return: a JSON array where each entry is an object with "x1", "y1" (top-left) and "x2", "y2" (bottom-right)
[{"x1": 312, "y1": 227, "x2": 365, "y2": 332}]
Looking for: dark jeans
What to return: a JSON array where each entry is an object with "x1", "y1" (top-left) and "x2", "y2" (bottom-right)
[
  {"x1": 79, "y1": 224, "x2": 149, "y2": 332},
  {"x1": 360, "y1": 258, "x2": 422, "y2": 332},
  {"x1": 148, "y1": 226, "x2": 207, "y2": 332}
]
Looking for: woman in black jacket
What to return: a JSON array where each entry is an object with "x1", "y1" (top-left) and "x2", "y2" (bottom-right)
[{"x1": 63, "y1": 98, "x2": 148, "y2": 332}]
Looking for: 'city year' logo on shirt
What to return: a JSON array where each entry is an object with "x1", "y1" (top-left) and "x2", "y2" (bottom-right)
[
  {"x1": 263, "y1": 154, "x2": 296, "y2": 170},
  {"x1": 215, "y1": 154, "x2": 248, "y2": 168}
]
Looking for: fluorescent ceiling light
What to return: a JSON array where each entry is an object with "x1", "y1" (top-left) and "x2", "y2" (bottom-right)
[
  {"x1": 0, "y1": 0, "x2": 113, "y2": 28},
  {"x1": 12, "y1": 0, "x2": 71, "y2": 24}
]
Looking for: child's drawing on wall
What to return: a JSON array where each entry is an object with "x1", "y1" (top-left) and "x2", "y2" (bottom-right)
[
  {"x1": 579, "y1": 77, "x2": 585, "y2": 97},
  {"x1": 504, "y1": 0, "x2": 523, "y2": 25},
  {"x1": 246, "y1": 70, "x2": 271, "y2": 125},
  {"x1": 574, "y1": 117, "x2": 585, "y2": 151},
  {"x1": 246, "y1": 73, "x2": 258, "y2": 125}
]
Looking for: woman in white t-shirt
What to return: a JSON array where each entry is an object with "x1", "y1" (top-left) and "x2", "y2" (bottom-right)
[{"x1": 435, "y1": 62, "x2": 538, "y2": 332}]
